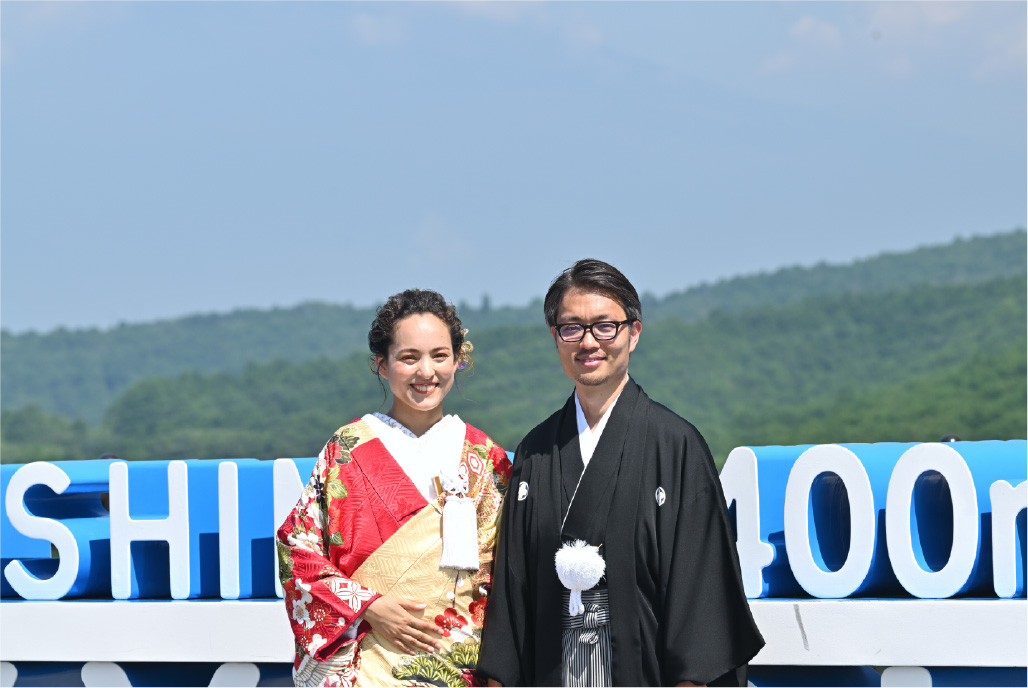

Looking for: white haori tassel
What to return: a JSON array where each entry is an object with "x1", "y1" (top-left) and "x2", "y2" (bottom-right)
[
  {"x1": 440, "y1": 495, "x2": 480, "y2": 570},
  {"x1": 555, "y1": 539, "x2": 605, "y2": 616}
]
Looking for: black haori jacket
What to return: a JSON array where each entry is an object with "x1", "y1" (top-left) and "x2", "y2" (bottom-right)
[{"x1": 478, "y1": 377, "x2": 765, "y2": 686}]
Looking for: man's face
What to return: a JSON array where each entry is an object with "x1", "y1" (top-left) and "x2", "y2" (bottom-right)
[{"x1": 551, "y1": 288, "x2": 641, "y2": 390}]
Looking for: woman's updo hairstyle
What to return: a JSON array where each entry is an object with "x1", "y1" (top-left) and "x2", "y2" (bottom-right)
[{"x1": 368, "y1": 289, "x2": 465, "y2": 372}]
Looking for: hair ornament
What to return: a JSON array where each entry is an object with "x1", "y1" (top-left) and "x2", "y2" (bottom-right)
[{"x1": 457, "y1": 329, "x2": 474, "y2": 373}]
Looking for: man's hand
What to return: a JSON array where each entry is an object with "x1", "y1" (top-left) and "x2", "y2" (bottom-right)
[{"x1": 363, "y1": 596, "x2": 444, "y2": 655}]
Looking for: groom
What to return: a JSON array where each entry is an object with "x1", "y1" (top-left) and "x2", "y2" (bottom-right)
[{"x1": 479, "y1": 258, "x2": 763, "y2": 687}]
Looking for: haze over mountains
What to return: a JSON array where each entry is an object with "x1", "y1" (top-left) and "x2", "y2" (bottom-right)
[{"x1": 2, "y1": 229, "x2": 1025, "y2": 466}]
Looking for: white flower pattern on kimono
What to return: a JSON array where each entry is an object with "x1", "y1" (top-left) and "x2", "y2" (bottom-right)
[
  {"x1": 309, "y1": 633, "x2": 328, "y2": 655},
  {"x1": 327, "y1": 578, "x2": 377, "y2": 611},
  {"x1": 293, "y1": 578, "x2": 315, "y2": 629},
  {"x1": 304, "y1": 498, "x2": 325, "y2": 527},
  {"x1": 293, "y1": 599, "x2": 312, "y2": 629},
  {"x1": 288, "y1": 529, "x2": 322, "y2": 554},
  {"x1": 449, "y1": 623, "x2": 476, "y2": 643}
]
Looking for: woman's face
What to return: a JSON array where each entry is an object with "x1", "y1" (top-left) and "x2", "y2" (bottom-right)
[{"x1": 377, "y1": 313, "x2": 457, "y2": 419}]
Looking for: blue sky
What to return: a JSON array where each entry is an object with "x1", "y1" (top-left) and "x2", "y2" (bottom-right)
[{"x1": 2, "y1": 1, "x2": 1025, "y2": 333}]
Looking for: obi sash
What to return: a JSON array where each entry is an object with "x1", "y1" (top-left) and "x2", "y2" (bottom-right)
[{"x1": 352, "y1": 501, "x2": 485, "y2": 687}]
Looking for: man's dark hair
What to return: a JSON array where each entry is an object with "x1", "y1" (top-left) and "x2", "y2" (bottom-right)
[{"x1": 543, "y1": 259, "x2": 642, "y2": 327}]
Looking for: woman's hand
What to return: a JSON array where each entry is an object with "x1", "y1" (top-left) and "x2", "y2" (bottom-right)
[{"x1": 364, "y1": 596, "x2": 444, "y2": 655}]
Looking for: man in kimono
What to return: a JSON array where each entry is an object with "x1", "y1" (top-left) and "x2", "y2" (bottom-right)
[{"x1": 478, "y1": 259, "x2": 764, "y2": 687}]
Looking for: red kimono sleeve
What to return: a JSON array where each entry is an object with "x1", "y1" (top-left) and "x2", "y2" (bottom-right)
[{"x1": 276, "y1": 449, "x2": 382, "y2": 661}]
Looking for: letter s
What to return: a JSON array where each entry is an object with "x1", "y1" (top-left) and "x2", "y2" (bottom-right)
[{"x1": 3, "y1": 462, "x2": 80, "y2": 600}]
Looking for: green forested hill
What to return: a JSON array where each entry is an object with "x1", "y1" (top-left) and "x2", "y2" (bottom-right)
[
  {"x1": 0, "y1": 303, "x2": 377, "y2": 423},
  {"x1": 2, "y1": 229, "x2": 1024, "y2": 423},
  {"x1": 4, "y1": 274, "x2": 1023, "y2": 466},
  {"x1": 648, "y1": 229, "x2": 1027, "y2": 320},
  {"x1": 727, "y1": 344, "x2": 1027, "y2": 448}
]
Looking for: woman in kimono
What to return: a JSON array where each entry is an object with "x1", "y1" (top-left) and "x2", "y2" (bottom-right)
[{"x1": 277, "y1": 289, "x2": 512, "y2": 687}]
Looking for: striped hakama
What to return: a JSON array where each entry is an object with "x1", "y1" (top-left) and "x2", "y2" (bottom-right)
[{"x1": 561, "y1": 587, "x2": 613, "y2": 687}]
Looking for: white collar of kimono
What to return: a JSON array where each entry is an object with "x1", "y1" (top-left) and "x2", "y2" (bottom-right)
[
  {"x1": 574, "y1": 390, "x2": 621, "y2": 467},
  {"x1": 362, "y1": 412, "x2": 467, "y2": 501}
]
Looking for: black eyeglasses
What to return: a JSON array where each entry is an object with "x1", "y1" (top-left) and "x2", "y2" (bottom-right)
[{"x1": 554, "y1": 319, "x2": 635, "y2": 342}]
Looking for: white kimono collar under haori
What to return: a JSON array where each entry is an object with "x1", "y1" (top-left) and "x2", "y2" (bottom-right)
[
  {"x1": 557, "y1": 387, "x2": 633, "y2": 616},
  {"x1": 573, "y1": 390, "x2": 621, "y2": 467}
]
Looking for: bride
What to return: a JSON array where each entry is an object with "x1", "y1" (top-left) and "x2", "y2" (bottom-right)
[{"x1": 277, "y1": 289, "x2": 512, "y2": 687}]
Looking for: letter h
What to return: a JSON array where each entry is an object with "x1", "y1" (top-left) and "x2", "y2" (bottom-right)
[{"x1": 109, "y1": 461, "x2": 190, "y2": 599}]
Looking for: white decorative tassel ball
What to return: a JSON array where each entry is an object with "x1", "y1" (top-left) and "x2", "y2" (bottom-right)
[
  {"x1": 440, "y1": 472, "x2": 469, "y2": 496},
  {"x1": 554, "y1": 540, "x2": 605, "y2": 616}
]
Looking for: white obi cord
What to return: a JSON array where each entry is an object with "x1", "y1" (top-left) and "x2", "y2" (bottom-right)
[
  {"x1": 439, "y1": 470, "x2": 480, "y2": 571},
  {"x1": 555, "y1": 540, "x2": 606, "y2": 616}
]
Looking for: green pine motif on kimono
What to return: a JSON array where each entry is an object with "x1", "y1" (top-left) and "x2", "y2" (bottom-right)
[
  {"x1": 392, "y1": 652, "x2": 463, "y2": 686},
  {"x1": 391, "y1": 637, "x2": 482, "y2": 686}
]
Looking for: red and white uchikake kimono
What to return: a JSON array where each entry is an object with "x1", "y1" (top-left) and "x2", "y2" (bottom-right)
[{"x1": 277, "y1": 413, "x2": 511, "y2": 687}]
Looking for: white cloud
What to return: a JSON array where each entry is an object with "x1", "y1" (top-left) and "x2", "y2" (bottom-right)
[
  {"x1": 862, "y1": 3, "x2": 1025, "y2": 81},
  {"x1": 871, "y1": 2, "x2": 971, "y2": 35},
  {"x1": 757, "y1": 14, "x2": 841, "y2": 76},
  {"x1": 883, "y1": 53, "x2": 915, "y2": 78},
  {"x1": 565, "y1": 18, "x2": 604, "y2": 49},
  {"x1": 348, "y1": 13, "x2": 404, "y2": 47},
  {"x1": 449, "y1": 2, "x2": 603, "y2": 55},
  {"x1": 790, "y1": 15, "x2": 841, "y2": 48},
  {"x1": 1, "y1": 1, "x2": 117, "y2": 67},
  {"x1": 757, "y1": 50, "x2": 795, "y2": 76},
  {"x1": 450, "y1": 1, "x2": 542, "y2": 24},
  {"x1": 920, "y1": 3, "x2": 970, "y2": 26},
  {"x1": 972, "y1": 25, "x2": 1027, "y2": 79}
]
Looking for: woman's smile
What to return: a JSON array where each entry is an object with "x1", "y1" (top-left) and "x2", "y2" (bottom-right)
[{"x1": 411, "y1": 382, "x2": 439, "y2": 395}]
